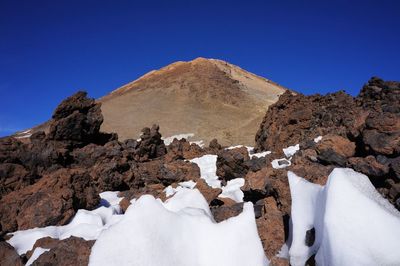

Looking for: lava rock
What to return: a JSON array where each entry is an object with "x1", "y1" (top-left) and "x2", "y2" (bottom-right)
[
  {"x1": 47, "y1": 91, "x2": 104, "y2": 145},
  {"x1": 134, "y1": 124, "x2": 166, "y2": 161},
  {"x1": 0, "y1": 241, "x2": 23, "y2": 266},
  {"x1": 216, "y1": 147, "x2": 250, "y2": 182},
  {"x1": 0, "y1": 169, "x2": 99, "y2": 234},
  {"x1": 30, "y1": 237, "x2": 94, "y2": 266}
]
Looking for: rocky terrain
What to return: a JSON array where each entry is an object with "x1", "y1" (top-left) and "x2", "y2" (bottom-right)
[
  {"x1": 21, "y1": 58, "x2": 287, "y2": 146},
  {"x1": 0, "y1": 77, "x2": 399, "y2": 265}
]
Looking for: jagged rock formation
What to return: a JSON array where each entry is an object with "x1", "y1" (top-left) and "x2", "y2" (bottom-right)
[{"x1": 254, "y1": 77, "x2": 400, "y2": 209}]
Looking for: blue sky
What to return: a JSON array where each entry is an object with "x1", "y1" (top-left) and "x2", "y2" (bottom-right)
[{"x1": 1, "y1": 0, "x2": 399, "y2": 136}]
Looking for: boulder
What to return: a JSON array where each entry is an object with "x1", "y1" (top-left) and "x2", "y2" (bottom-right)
[
  {"x1": 47, "y1": 91, "x2": 104, "y2": 145},
  {"x1": 348, "y1": 156, "x2": 390, "y2": 178},
  {"x1": 195, "y1": 178, "x2": 222, "y2": 204},
  {"x1": 316, "y1": 135, "x2": 356, "y2": 166},
  {"x1": 0, "y1": 169, "x2": 99, "y2": 233},
  {"x1": 211, "y1": 202, "x2": 244, "y2": 223},
  {"x1": 0, "y1": 241, "x2": 23, "y2": 266},
  {"x1": 133, "y1": 124, "x2": 166, "y2": 161},
  {"x1": 256, "y1": 197, "x2": 286, "y2": 259},
  {"x1": 216, "y1": 147, "x2": 250, "y2": 182},
  {"x1": 165, "y1": 138, "x2": 206, "y2": 161},
  {"x1": 255, "y1": 90, "x2": 362, "y2": 153},
  {"x1": 29, "y1": 237, "x2": 94, "y2": 266}
]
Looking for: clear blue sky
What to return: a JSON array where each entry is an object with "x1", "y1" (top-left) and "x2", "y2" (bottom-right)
[{"x1": 1, "y1": 0, "x2": 399, "y2": 136}]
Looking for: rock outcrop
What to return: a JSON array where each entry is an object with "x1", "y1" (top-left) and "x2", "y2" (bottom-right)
[
  {"x1": 254, "y1": 77, "x2": 400, "y2": 209},
  {"x1": 28, "y1": 237, "x2": 94, "y2": 266}
]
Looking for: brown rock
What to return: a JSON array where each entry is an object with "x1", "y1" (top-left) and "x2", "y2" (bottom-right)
[
  {"x1": 0, "y1": 241, "x2": 23, "y2": 266},
  {"x1": 216, "y1": 147, "x2": 250, "y2": 182},
  {"x1": 269, "y1": 257, "x2": 290, "y2": 266},
  {"x1": 130, "y1": 159, "x2": 200, "y2": 188},
  {"x1": 255, "y1": 90, "x2": 361, "y2": 153},
  {"x1": 195, "y1": 179, "x2": 222, "y2": 204},
  {"x1": 363, "y1": 129, "x2": 400, "y2": 156},
  {"x1": 0, "y1": 163, "x2": 30, "y2": 198},
  {"x1": 165, "y1": 138, "x2": 206, "y2": 162},
  {"x1": 30, "y1": 237, "x2": 94, "y2": 266},
  {"x1": 390, "y1": 156, "x2": 400, "y2": 179},
  {"x1": 243, "y1": 170, "x2": 272, "y2": 202},
  {"x1": 211, "y1": 203, "x2": 244, "y2": 223},
  {"x1": 133, "y1": 124, "x2": 166, "y2": 162},
  {"x1": 316, "y1": 135, "x2": 356, "y2": 158},
  {"x1": 47, "y1": 91, "x2": 104, "y2": 145},
  {"x1": 348, "y1": 156, "x2": 390, "y2": 177},
  {"x1": 208, "y1": 138, "x2": 222, "y2": 150},
  {"x1": 0, "y1": 169, "x2": 99, "y2": 233},
  {"x1": 256, "y1": 197, "x2": 285, "y2": 258},
  {"x1": 119, "y1": 197, "x2": 131, "y2": 213}
]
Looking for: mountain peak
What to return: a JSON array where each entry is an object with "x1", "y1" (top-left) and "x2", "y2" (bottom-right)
[{"x1": 100, "y1": 59, "x2": 288, "y2": 145}]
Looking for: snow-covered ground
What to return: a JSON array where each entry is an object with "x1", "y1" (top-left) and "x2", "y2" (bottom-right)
[
  {"x1": 8, "y1": 192, "x2": 123, "y2": 255},
  {"x1": 287, "y1": 168, "x2": 400, "y2": 266},
  {"x1": 89, "y1": 189, "x2": 268, "y2": 266}
]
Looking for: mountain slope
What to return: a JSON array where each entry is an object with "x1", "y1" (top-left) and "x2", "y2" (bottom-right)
[{"x1": 99, "y1": 57, "x2": 287, "y2": 145}]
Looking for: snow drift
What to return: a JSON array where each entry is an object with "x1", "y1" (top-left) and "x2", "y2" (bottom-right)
[
  {"x1": 288, "y1": 168, "x2": 400, "y2": 266},
  {"x1": 89, "y1": 188, "x2": 268, "y2": 266}
]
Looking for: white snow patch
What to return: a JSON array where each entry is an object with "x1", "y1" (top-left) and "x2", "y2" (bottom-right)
[
  {"x1": 226, "y1": 145, "x2": 251, "y2": 151},
  {"x1": 15, "y1": 133, "x2": 32, "y2": 139},
  {"x1": 26, "y1": 247, "x2": 50, "y2": 266},
  {"x1": 191, "y1": 140, "x2": 204, "y2": 147},
  {"x1": 15, "y1": 129, "x2": 33, "y2": 139},
  {"x1": 313, "y1": 136, "x2": 323, "y2": 143},
  {"x1": 288, "y1": 168, "x2": 400, "y2": 266},
  {"x1": 189, "y1": 155, "x2": 221, "y2": 188},
  {"x1": 226, "y1": 145, "x2": 271, "y2": 159},
  {"x1": 276, "y1": 243, "x2": 290, "y2": 259},
  {"x1": 89, "y1": 188, "x2": 268, "y2": 266},
  {"x1": 283, "y1": 144, "x2": 299, "y2": 157},
  {"x1": 7, "y1": 191, "x2": 123, "y2": 255},
  {"x1": 164, "y1": 180, "x2": 197, "y2": 197},
  {"x1": 271, "y1": 158, "x2": 292, "y2": 169},
  {"x1": 287, "y1": 172, "x2": 323, "y2": 265},
  {"x1": 162, "y1": 188, "x2": 212, "y2": 217},
  {"x1": 251, "y1": 150, "x2": 272, "y2": 158},
  {"x1": 162, "y1": 133, "x2": 195, "y2": 145},
  {"x1": 219, "y1": 178, "x2": 245, "y2": 202}
]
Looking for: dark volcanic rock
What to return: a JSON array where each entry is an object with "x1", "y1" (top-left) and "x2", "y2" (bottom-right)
[
  {"x1": 0, "y1": 163, "x2": 30, "y2": 198},
  {"x1": 357, "y1": 77, "x2": 400, "y2": 113},
  {"x1": 209, "y1": 138, "x2": 222, "y2": 150},
  {"x1": 133, "y1": 124, "x2": 167, "y2": 161},
  {"x1": 130, "y1": 159, "x2": 200, "y2": 188},
  {"x1": 256, "y1": 197, "x2": 286, "y2": 259},
  {"x1": 47, "y1": 91, "x2": 104, "y2": 145},
  {"x1": 165, "y1": 138, "x2": 206, "y2": 161},
  {"x1": 254, "y1": 77, "x2": 400, "y2": 208},
  {"x1": 0, "y1": 169, "x2": 99, "y2": 233},
  {"x1": 316, "y1": 135, "x2": 356, "y2": 166},
  {"x1": 255, "y1": 90, "x2": 363, "y2": 153},
  {"x1": 0, "y1": 241, "x2": 23, "y2": 266},
  {"x1": 348, "y1": 156, "x2": 390, "y2": 178},
  {"x1": 216, "y1": 147, "x2": 250, "y2": 182},
  {"x1": 211, "y1": 202, "x2": 244, "y2": 223},
  {"x1": 30, "y1": 237, "x2": 94, "y2": 266}
]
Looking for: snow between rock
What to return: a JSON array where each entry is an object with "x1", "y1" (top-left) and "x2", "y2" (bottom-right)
[
  {"x1": 89, "y1": 188, "x2": 269, "y2": 266},
  {"x1": 288, "y1": 168, "x2": 400, "y2": 266}
]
